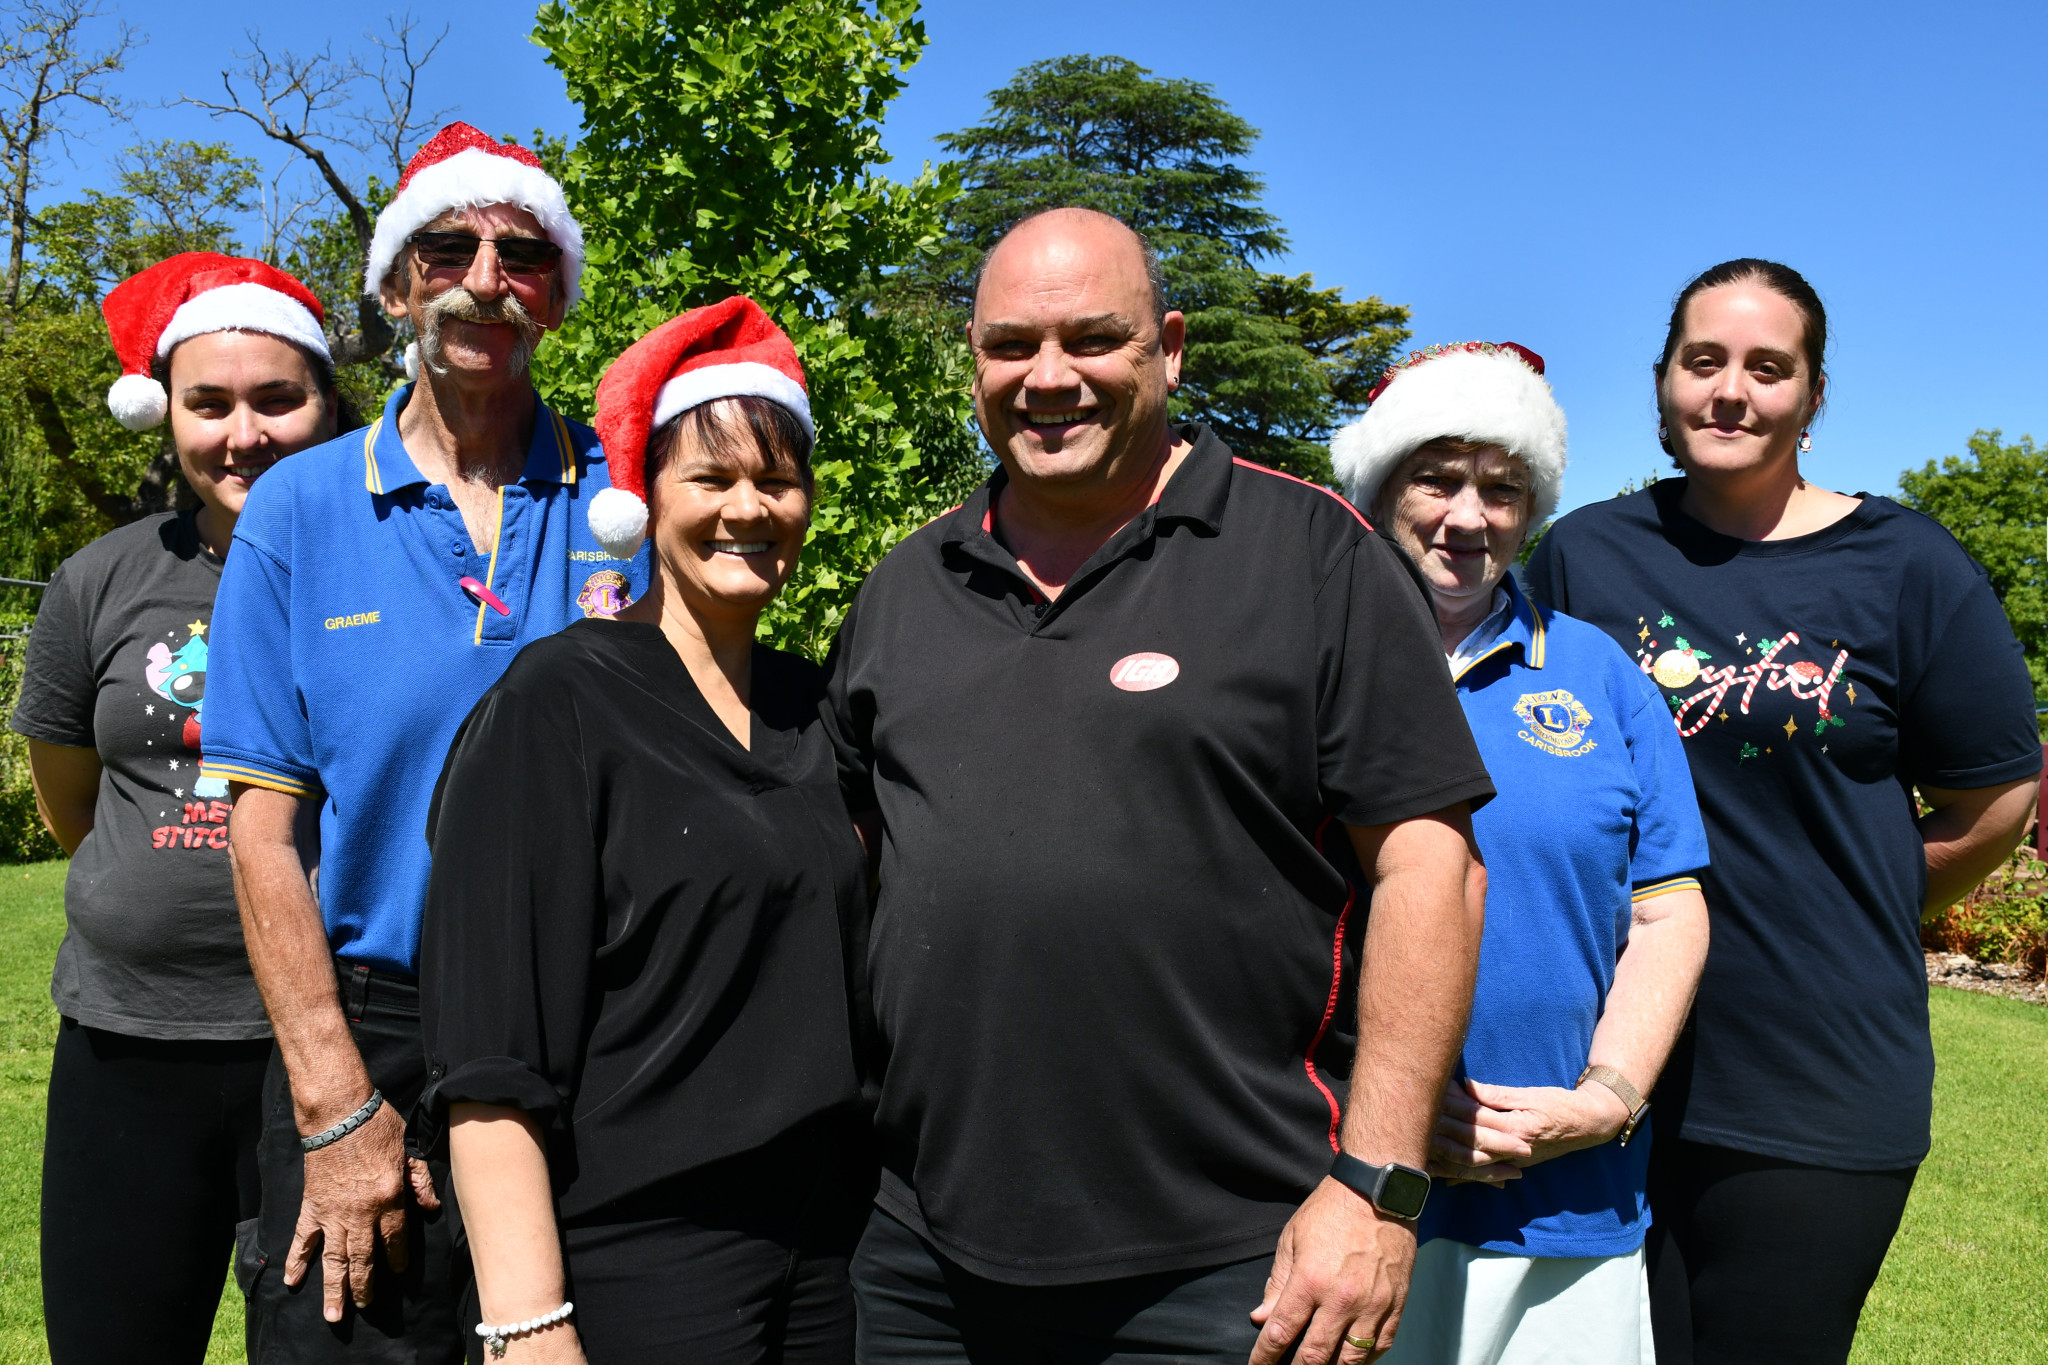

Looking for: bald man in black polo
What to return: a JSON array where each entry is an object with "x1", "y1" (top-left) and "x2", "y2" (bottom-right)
[{"x1": 825, "y1": 207, "x2": 1493, "y2": 1365}]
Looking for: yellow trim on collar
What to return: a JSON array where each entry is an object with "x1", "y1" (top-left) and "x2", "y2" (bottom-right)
[
  {"x1": 553, "y1": 410, "x2": 576, "y2": 484},
  {"x1": 473, "y1": 484, "x2": 507, "y2": 646},
  {"x1": 361, "y1": 419, "x2": 385, "y2": 495}
]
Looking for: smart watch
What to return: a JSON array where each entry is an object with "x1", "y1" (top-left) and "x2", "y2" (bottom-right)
[{"x1": 1329, "y1": 1151, "x2": 1432, "y2": 1221}]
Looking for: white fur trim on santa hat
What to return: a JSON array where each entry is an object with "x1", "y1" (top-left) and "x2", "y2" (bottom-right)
[
  {"x1": 1330, "y1": 348, "x2": 1568, "y2": 527},
  {"x1": 107, "y1": 372, "x2": 168, "y2": 431},
  {"x1": 587, "y1": 485, "x2": 649, "y2": 561},
  {"x1": 652, "y1": 361, "x2": 814, "y2": 440},
  {"x1": 364, "y1": 147, "x2": 585, "y2": 306},
  {"x1": 155, "y1": 281, "x2": 331, "y2": 364}
]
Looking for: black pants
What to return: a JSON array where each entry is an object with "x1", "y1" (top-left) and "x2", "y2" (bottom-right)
[
  {"x1": 1646, "y1": 1137, "x2": 1917, "y2": 1365},
  {"x1": 240, "y1": 963, "x2": 465, "y2": 1363},
  {"x1": 41, "y1": 1018, "x2": 270, "y2": 1363},
  {"x1": 854, "y1": 1205, "x2": 1292, "y2": 1364},
  {"x1": 542, "y1": 1114, "x2": 874, "y2": 1365}
]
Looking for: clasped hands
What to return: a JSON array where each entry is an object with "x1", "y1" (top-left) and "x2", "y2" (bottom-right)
[{"x1": 1426, "y1": 1075, "x2": 1631, "y2": 1186}]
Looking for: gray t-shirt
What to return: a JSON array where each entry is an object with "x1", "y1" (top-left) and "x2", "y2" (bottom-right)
[{"x1": 10, "y1": 511, "x2": 269, "y2": 1039}]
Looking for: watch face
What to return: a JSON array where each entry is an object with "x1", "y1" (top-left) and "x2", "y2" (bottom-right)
[{"x1": 1378, "y1": 1165, "x2": 1431, "y2": 1219}]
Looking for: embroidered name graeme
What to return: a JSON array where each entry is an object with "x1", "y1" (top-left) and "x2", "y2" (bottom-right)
[{"x1": 324, "y1": 611, "x2": 381, "y2": 630}]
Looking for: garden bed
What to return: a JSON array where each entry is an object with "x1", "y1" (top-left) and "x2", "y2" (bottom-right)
[{"x1": 1925, "y1": 950, "x2": 2045, "y2": 1006}]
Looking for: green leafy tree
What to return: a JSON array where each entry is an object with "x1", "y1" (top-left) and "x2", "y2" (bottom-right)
[
  {"x1": 895, "y1": 54, "x2": 1409, "y2": 481},
  {"x1": 533, "y1": 0, "x2": 973, "y2": 658},
  {"x1": 1897, "y1": 429, "x2": 2048, "y2": 699}
]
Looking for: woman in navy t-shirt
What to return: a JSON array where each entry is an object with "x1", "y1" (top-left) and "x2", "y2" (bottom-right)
[{"x1": 1526, "y1": 259, "x2": 2041, "y2": 1365}]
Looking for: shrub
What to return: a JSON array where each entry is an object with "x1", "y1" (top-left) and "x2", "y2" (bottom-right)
[
  {"x1": 0, "y1": 613, "x2": 61, "y2": 865},
  {"x1": 1922, "y1": 846, "x2": 2048, "y2": 978}
]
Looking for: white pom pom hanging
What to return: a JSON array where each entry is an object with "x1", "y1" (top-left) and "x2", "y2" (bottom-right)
[
  {"x1": 587, "y1": 486, "x2": 648, "y2": 560},
  {"x1": 106, "y1": 373, "x2": 169, "y2": 431},
  {"x1": 404, "y1": 341, "x2": 420, "y2": 381}
]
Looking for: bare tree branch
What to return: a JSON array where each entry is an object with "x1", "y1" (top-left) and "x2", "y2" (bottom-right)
[
  {"x1": 347, "y1": 12, "x2": 451, "y2": 178},
  {"x1": 0, "y1": 0, "x2": 139, "y2": 311},
  {"x1": 179, "y1": 34, "x2": 416, "y2": 366}
]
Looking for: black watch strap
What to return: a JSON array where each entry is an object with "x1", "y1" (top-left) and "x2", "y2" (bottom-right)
[{"x1": 1329, "y1": 1151, "x2": 1432, "y2": 1221}]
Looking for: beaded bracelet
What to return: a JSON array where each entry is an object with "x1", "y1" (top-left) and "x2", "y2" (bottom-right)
[
  {"x1": 476, "y1": 1301, "x2": 574, "y2": 1358},
  {"x1": 299, "y1": 1090, "x2": 384, "y2": 1153}
]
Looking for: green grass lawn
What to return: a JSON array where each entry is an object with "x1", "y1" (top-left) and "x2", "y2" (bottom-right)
[
  {"x1": 0, "y1": 856, "x2": 2043, "y2": 1362},
  {"x1": 0, "y1": 861, "x2": 242, "y2": 1364}
]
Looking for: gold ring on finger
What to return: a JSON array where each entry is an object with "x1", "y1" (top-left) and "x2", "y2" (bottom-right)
[{"x1": 1345, "y1": 1335, "x2": 1375, "y2": 1352}]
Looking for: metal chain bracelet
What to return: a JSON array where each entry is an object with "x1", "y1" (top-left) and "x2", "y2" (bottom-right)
[{"x1": 299, "y1": 1089, "x2": 384, "y2": 1153}]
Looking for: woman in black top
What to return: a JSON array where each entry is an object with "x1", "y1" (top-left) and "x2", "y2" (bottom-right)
[
  {"x1": 420, "y1": 298, "x2": 871, "y2": 1364},
  {"x1": 11, "y1": 254, "x2": 347, "y2": 1363},
  {"x1": 1525, "y1": 259, "x2": 2040, "y2": 1365}
]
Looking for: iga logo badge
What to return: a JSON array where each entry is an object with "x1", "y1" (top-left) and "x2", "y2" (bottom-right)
[
  {"x1": 1110, "y1": 652, "x2": 1180, "y2": 692},
  {"x1": 1513, "y1": 689, "x2": 1596, "y2": 757}
]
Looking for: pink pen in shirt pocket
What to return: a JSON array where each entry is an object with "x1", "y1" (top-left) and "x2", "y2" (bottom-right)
[{"x1": 459, "y1": 576, "x2": 510, "y2": 616}]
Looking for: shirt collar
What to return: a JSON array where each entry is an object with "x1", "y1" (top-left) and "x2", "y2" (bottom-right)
[
  {"x1": 360, "y1": 382, "x2": 585, "y2": 495},
  {"x1": 1450, "y1": 571, "x2": 1547, "y2": 684}
]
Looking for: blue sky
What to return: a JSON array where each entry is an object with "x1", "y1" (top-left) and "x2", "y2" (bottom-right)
[{"x1": 74, "y1": 2, "x2": 2048, "y2": 515}]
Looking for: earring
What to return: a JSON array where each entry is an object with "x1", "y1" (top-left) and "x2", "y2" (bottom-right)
[
  {"x1": 1798, "y1": 430, "x2": 1813, "y2": 453},
  {"x1": 1657, "y1": 423, "x2": 1668, "y2": 443}
]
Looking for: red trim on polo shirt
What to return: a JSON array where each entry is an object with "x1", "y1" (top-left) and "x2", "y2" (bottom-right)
[
  {"x1": 1231, "y1": 457, "x2": 1374, "y2": 531},
  {"x1": 1306, "y1": 817, "x2": 1355, "y2": 1153}
]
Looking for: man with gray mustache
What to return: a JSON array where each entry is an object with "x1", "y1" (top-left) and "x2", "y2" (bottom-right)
[{"x1": 203, "y1": 122, "x2": 648, "y2": 1362}]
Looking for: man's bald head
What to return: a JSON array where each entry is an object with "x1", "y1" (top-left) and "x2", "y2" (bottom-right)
[{"x1": 972, "y1": 207, "x2": 1167, "y2": 330}]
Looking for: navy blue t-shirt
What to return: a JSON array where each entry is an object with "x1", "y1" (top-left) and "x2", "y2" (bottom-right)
[{"x1": 1525, "y1": 481, "x2": 2040, "y2": 1169}]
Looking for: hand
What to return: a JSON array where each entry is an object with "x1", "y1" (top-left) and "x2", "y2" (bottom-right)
[
  {"x1": 1248, "y1": 1176, "x2": 1416, "y2": 1364},
  {"x1": 1428, "y1": 1077, "x2": 1628, "y2": 1179},
  {"x1": 285, "y1": 1100, "x2": 442, "y2": 1322}
]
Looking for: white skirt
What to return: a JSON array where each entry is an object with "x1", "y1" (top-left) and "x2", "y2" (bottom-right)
[{"x1": 1377, "y1": 1238, "x2": 1655, "y2": 1365}]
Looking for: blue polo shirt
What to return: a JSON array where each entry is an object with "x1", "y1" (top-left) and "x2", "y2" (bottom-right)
[
  {"x1": 203, "y1": 383, "x2": 649, "y2": 975},
  {"x1": 1420, "y1": 573, "x2": 1709, "y2": 1258}
]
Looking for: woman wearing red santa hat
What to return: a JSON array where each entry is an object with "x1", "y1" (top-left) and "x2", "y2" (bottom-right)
[
  {"x1": 10, "y1": 251, "x2": 349, "y2": 1361},
  {"x1": 419, "y1": 296, "x2": 872, "y2": 1364}
]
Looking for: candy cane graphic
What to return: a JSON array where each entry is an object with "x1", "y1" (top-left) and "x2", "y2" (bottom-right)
[
  {"x1": 1739, "y1": 633, "x2": 1796, "y2": 713},
  {"x1": 1674, "y1": 663, "x2": 1743, "y2": 737}
]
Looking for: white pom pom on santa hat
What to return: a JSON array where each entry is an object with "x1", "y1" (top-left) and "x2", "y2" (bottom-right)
[
  {"x1": 587, "y1": 485, "x2": 649, "y2": 561},
  {"x1": 100, "y1": 254, "x2": 330, "y2": 431},
  {"x1": 591, "y1": 296, "x2": 812, "y2": 559},
  {"x1": 404, "y1": 341, "x2": 420, "y2": 381},
  {"x1": 107, "y1": 372, "x2": 169, "y2": 432},
  {"x1": 1330, "y1": 342, "x2": 1568, "y2": 527}
]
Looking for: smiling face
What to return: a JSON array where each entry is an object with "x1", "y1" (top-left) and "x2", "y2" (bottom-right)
[
  {"x1": 1658, "y1": 280, "x2": 1823, "y2": 478},
  {"x1": 969, "y1": 209, "x2": 1185, "y2": 492},
  {"x1": 644, "y1": 399, "x2": 811, "y2": 625},
  {"x1": 380, "y1": 203, "x2": 567, "y2": 383},
  {"x1": 1375, "y1": 442, "x2": 1533, "y2": 611},
  {"x1": 165, "y1": 329, "x2": 337, "y2": 520}
]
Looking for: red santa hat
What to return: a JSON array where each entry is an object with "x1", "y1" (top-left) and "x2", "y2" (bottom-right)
[
  {"x1": 1330, "y1": 341, "x2": 1569, "y2": 527},
  {"x1": 100, "y1": 253, "x2": 330, "y2": 432},
  {"x1": 365, "y1": 121, "x2": 584, "y2": 312},
  {"x1": 588, "y1": 296, "x2": 813, "y2": 559}
]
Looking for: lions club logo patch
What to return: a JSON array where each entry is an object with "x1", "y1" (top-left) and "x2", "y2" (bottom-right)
[
  {"x1": 1513, "y1": 689, "x2": 1596, "y2": 758},
  {"x1": 577, "y1": 569, "x2": 630, "y2": 619}
]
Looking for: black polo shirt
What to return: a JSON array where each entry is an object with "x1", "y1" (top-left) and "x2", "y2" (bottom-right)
[{"x1": 824, "y1": 423, "x2": 1494, "y2": 1284}]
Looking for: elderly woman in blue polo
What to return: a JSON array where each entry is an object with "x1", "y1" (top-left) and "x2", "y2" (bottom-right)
[{"x1": 1331, "y1": 343, "x2": 1711, "y2": 1365}]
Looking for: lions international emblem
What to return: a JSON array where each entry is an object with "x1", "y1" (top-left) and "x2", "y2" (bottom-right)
[
  {"x1": 1513, "y1": 689, "x2": 1597, "y2": 758},
  {"x1": 577, "y1": 569, "x2": 630, "y2": 619}
]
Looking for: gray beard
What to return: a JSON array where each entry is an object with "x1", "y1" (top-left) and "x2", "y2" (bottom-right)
[{"x1": 416, "y1": 287, "x2": 542, "y2": 381}]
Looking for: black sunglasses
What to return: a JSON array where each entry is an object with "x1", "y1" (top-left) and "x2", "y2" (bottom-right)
[{"x1": 407, "y1": 231, "x2": 563, "y2": 276}]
